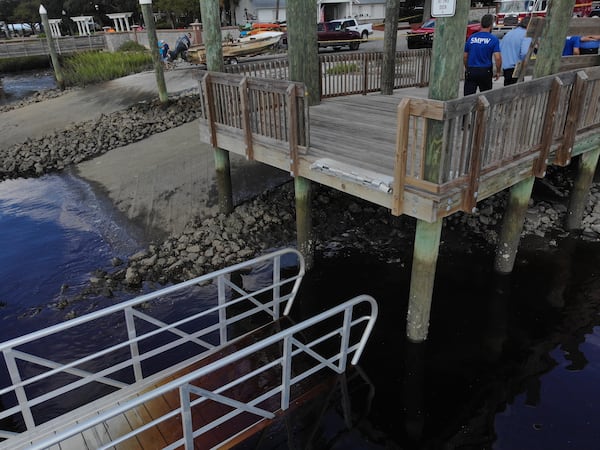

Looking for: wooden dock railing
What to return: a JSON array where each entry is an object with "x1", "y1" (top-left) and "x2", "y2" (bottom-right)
[
  {"x1": 224, "y1": 49, "x2": 432, "y2": 99},
  {"x1": 198, "y1": 63, "x2": 600, "y2": 222},
  {"x1": 392, "y1": 66, "x2": 600, "y2": 216},
  {"x1": 198, "y1": 71, "x2": 309, "y2": 175}
]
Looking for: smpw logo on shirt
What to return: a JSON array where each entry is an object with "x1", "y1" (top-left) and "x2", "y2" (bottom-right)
[{"x1": 470, "y1": 37, "x2": 491, "y2": 44}]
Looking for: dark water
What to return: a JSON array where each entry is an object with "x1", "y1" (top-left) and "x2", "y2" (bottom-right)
[
  {"x1": 0, "y1": 70, "x2": 57, "y2": 106},
  {"x1": 1, "y1": 175, "x2": 600, "y2": 449},
  {"x1": 290, "y1": 235, "x2": 600, "y2": 449},
  {"x1": 0, "y1": 173, "x2": 143, "y2": 340}
]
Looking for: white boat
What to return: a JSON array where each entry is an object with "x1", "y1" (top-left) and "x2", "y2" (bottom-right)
[{"x1": 188, "y1": 31, "x2": 283, "y2": 64}]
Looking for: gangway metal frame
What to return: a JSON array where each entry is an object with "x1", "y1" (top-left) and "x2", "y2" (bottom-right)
[{"x1": 0, "y1": 248, "x2": 378, "y2": 449}]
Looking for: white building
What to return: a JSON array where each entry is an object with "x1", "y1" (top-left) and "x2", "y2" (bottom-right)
[{"x1": 235, "y1": 0, "x2": 386, "y2": 25}]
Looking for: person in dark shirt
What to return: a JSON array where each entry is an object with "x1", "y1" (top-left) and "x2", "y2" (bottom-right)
[
  {"x1": 463, "y1": 14, "x2": 502, "y2": 96},
  {"x1": 169, "y1": 32, "x2": 192, "y2": 62}
]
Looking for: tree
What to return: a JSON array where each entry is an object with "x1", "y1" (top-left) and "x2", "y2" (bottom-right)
[
  {"x1": 155, "y1": 0, "x2": 197, "y2": 28},
  {"x1": 11, "y1": 0, "x2": 39, "y2": 34}
]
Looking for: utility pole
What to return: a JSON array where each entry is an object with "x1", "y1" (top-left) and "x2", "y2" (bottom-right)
[
  {"x1": 39, "y1": 4, "x2": 65, "y2": 90},
  {"x1": 138, "y1": 0, "x2": 168, "y2": 103}
]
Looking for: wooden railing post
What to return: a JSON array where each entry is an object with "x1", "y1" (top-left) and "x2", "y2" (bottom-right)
[
  {"x1": 201, "y1": 73, "x2": 218, "y2": 148},
  {"x1": 557, "y1": 71, "x2": 588, "y2": 166},
  {"x1": 534, "y1": 77, "x2": 563, "y2": 177},
  {"x1": 462, "y1": 96, "x2": 489, "y2": 212},
  {"x1": 392, "y1": 98, "x2": 411, "y2": 216},
  {"x1": 362, "y1": 52, "x2": 369, "y2": 95},
  {"x1": 286, "y1": 84, "x2": 299, "y2": 176},
  {"x1": 238, "y1": 76, "x2": 253, "y2": 160}
]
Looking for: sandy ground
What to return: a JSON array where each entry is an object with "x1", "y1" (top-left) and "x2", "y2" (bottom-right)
[{"x1": 1, "y1": 65, "x2": 289, "y2": 241}]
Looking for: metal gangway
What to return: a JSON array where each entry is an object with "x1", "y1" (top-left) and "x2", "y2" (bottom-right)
[{"x1": 0, "y1": 248, "x2": 378, "y2": 449}]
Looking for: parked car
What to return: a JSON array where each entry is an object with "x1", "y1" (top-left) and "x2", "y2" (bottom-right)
[
  {"x1": 590, "y1": 6, "x2": 600, "y2": 17},
  {"x1": 406, "y1": 18, "x2": 482, "y2": 49}
]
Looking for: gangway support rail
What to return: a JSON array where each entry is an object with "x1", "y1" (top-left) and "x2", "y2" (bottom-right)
[{"x1": 0, "y1": 248, "x2": 378, "y2": 449}]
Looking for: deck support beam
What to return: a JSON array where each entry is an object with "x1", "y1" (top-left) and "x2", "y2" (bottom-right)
[
  {"x1": 295, "y1": 176, "x2": 314, "y2": 270},
  {"x1": 201, "y1": 0, "x2": 234, "y2": 215},
  {"x1": 214, "y1": 148, "x2": 234, "y2": 214},
  {"x1": 405, "y1": 2, "x2": 468, "y2": 342},
  {"x1": 406, "y1": 218, "x2": 443, "y2": 342},
  {"x1": 494, "y1": 176, "x2": 535, "y2": 273},
  {"x1": 566, "y1": 148, "x2": 600, "y2": 230}
]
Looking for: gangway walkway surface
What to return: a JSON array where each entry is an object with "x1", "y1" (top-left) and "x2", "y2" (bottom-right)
[{"x1": 0, "y1": 248, "x2": 378, "y2": 449}]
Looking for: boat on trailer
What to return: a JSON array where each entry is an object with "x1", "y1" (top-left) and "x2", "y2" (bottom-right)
[
  {"x1": 0, "y1": 248, "x2": 377, "y2": 449},
  {"x1": 188, "y1": 31, "x2": 284, "y2": 65}
]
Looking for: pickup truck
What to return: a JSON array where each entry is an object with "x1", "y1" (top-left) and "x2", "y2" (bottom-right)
[
  {"x1": 327, "y1": 18, "x2": 373, "y2": 40},
  {"x1": 317, "y1": 22, "x2": 361, "y2": 50}
]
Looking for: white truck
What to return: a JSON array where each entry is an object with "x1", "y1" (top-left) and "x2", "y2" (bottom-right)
[{"x1": 327, "y1": 18, "x2": 373, "y2": 40}]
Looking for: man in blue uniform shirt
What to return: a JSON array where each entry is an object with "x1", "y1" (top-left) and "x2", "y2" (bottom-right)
[{"x1": 463, "y1": 14, "x2": 502, "y2": 96}]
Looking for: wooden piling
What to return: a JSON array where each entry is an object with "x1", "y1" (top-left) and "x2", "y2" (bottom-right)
[
  {"x1": 39, "y1": 5, "x2": 65, "y2": 91},
  {"x1": 566, "y1": 148, "x2": 600, "y2": 230},
  {"x1": 405, "y1": 2, "x2": 469, "y2": 342},
  {"x1": 139, "y1": 0, "x2": 167, "y2": 103},
  {"x1": 494, "y1": 0, "x2": 575, "y2": 273},
  {"x1": 287, "y1": 0, "x2": 319, "y2": 106},
  {"x1": 494, "y1": 177, "x2": 535, "y2": 273},
  {"x1": 381, "y1": 0, "x2": 401, "y2": 95},
  {"x1": 294, "y1": 176, "x2": 313, "y2": 270},
  {"x1": 200, "y1": 0, "x2": 234, "y2": 215},
  {"x1": 406, "y1": 219, "x2": 443, "y2": 342}
]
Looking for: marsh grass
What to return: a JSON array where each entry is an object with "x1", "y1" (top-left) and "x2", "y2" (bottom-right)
[{"x1": 62, "y1": 50, "x2": 152, "y2": 86}]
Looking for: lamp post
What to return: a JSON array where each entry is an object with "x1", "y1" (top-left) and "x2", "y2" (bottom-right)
[
  {"x1": 39, "y1": 4, "x2": 65, "y2": 90},
  {"x1": 139, "y1": 0, "x2": 168, "y2": 103}
]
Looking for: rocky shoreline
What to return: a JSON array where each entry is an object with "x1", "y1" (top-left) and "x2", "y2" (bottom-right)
[{"x1": 3, "y1": 89, "x2": 600, "y2": 315}]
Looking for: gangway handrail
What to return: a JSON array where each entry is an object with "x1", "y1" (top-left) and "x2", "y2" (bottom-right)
[
  {"x1": 14, "y1": 294, "x2": 378, "y2": 450},
  {"x1": 0, "y1": 248, "x2": 305, "y2": 441}
]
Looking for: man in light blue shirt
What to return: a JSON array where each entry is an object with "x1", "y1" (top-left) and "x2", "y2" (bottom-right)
[{"x1": 500, "y1": 16, "x2": 532, "y2": 86}]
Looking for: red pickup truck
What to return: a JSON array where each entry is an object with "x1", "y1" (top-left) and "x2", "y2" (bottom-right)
[
  {"x1": 318, "y1": 21, "x2": 361, "y2": 51},
  {"x1": 281, "y1": 22, "x2": 361, "y2": 51}
]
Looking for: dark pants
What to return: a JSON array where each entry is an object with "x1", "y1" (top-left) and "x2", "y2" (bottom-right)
[
  {"x1": 503, "y1": 68, "x2": 517, "y2": 86},
  {"x1": 464, "y1": 66, "x2": 493, "y2": 96},
  {"x1": 168, "y1": 44, "x2": 188, "y2": 62}
]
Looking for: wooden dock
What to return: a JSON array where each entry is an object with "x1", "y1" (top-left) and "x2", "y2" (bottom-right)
[{"x1": 197, "y1": 62, "x2": 600, "y2": 223}]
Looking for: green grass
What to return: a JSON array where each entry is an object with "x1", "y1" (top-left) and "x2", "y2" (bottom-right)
[
  {"x1": 326, "y1": 63, "x2": 360, "y2": 75},
  {"x1": 62, "y1": 50, "x2": 152, "y2": 86}
]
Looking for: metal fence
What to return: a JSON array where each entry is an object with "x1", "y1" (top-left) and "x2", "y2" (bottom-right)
[{"x1": 0, "y1": 248, "x2": 304, "y2": 444}]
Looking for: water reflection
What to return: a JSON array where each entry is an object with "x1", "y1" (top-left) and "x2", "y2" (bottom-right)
[
  {"x1": 0, "y1": 71, "x2": 57, "y2": 106},
  {"x1": 0, "y1": 173, "x2": 144, "y2": 340},
  {"x1": 293, "y1": 237, "x2": 600, "y2": 449}
]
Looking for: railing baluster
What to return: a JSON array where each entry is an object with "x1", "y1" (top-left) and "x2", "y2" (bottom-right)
[
  {"x1": 4, "y1": 350, "x2": 35, "y2": 430},
  {"x1": 125, "y1": 307, "x2": 143, "y2": 381}
]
